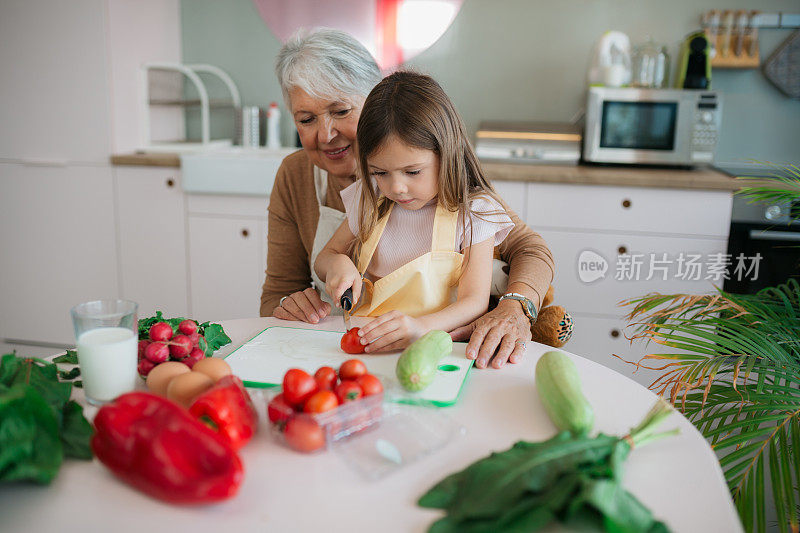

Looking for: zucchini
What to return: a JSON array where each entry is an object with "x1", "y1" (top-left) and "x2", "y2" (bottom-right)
[
  {"x1": 535, "y1": 350, "x2": 594, "y2": 435},
  {"x1": 396, "y1": 330, "x2": 452, "y2": 391}
]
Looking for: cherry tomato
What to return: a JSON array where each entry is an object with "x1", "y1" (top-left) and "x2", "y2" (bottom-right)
[
  {"x1": 335, "y1": 380, "x2": 363, "y2": 404},
  {"x1": 267, "y1": 393, "x2": 294, "y2": 427},
  {"x1": 303, "y1": 390, "x2": 338, "y2": 414},
  {"x1": 340, "y1": 328, "x2": 365, "y2": 354},
  {"x1": 314, "y1": 366, "x2": 338, "y2": 391},
  {"x1": 339, "y1": 359, "x2": 367, "y2": 381},
  {"x1": 284, "y1": 416, "x2": 325, "y2": 453},
  {"x1": 355, "y1": 373, "x2": 383, "y2": 396},
  {"x1": 283, "y1": 368, "x2": 318, "y2": 406}
]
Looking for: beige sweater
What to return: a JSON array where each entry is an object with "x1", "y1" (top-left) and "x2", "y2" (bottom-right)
[{"x1": 260, "y1": 150, "x2": 554, "y2": 316}]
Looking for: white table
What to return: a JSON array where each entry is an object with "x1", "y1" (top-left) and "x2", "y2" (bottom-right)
[{"x1": 0, "y1": 317, "x2": 742, "y2": 533}]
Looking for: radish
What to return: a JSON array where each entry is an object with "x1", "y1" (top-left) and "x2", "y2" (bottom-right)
[
  {"x1": 138, "y1": 340, "x2": 150, "y2": 360},
  {"x1": 178, "y1": 319, "x2": 198, "y2": 336},
  {"x1": 187, "y1": 332, "x2": 200, "y2": 346},
  {"x1": 184, "y1": 347, "x2": 205, "y2": 369},
  {"x1": 138, "y1": 358, "x2": 156, "y2": 377},
  {"x1": 149, "y1": 322, "x2": 173, "y2": 342},
  {"x1": 144, "y1": 342, "x2": 169, "y2": 364},
  {"x1": 169, "y1": 335, "x2": 192, "y2": 358}
]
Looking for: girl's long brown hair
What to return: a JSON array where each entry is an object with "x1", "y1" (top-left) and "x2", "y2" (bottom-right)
[{"x1": 354, "y1": 71, "x2": 499, "y2": 267}]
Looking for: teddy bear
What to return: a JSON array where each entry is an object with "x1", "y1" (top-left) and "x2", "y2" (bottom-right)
[{"x1": 491, "y1": 258, "x2": 573, "y2": 349}]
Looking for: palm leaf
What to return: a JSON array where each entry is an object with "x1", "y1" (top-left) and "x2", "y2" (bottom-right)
[{"x1": 620, "y1": 279, "x2": 800, "y2": 533}]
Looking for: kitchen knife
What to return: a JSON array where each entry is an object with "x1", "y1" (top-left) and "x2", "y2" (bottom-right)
[{"x1": 341, "y1": 287, "x2": 353, "y2": 331}]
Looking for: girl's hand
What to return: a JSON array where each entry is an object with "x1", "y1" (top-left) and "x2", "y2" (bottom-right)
[
  {"x1": 324, "y1": 255, "x2": 362, "y2": 308},
  {"x1": 359, "y1": 311, "x2": 427, "y2": 353}
]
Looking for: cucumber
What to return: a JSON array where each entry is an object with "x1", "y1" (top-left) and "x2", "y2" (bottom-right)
[
  {"x1": 535, "y1": 350, "x2": 594, "y2": 435},
  {"x1": 396, "y1": 330, "x2": 453, "y2": 392}
]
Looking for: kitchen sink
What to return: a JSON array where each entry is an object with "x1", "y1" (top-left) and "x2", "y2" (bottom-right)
[{"x1": 180, "y1": 147, "x2": 297, "y2": 196}]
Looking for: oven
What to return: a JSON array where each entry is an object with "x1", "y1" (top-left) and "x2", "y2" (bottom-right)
[{"x1": 724, "y1": 194, "x2": 800, "y2": 294}]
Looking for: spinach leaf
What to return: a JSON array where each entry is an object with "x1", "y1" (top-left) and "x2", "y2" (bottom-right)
[
  {"x1": 60, "y1": 400, "x2": 93, "y2": 459},
  {"x1": 0, "y1": 353, "x2": 93, "y2": 484},
  {"x1": 0, "y1": 383, "x2": 63, "y2": 484},
  {"x1": 199, "y1": 323, "x2": 231, "y2": 354}
]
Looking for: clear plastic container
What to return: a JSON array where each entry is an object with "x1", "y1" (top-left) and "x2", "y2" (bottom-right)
[
  {"x1": 267, "y1": 389, "x2": 385, "y2": 453},
  {"x1": 265, "y1": 390, "x2": 465, "y2": 480}
]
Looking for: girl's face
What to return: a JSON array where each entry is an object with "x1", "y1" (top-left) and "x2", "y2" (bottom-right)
[
  {"x1": 290, "y1": 87, "x2": 363, "y2": 181},
  {"x1": 367, "y1": 135, "x2": 439, "y2": 210}
]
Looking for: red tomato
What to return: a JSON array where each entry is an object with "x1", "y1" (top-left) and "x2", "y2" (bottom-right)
[
  {"x1": 335, "y1": 380, "x2": 363, "y2": 404},
  {"x1": 267, "y1": 393, "x2": 293, "y2": 426},
  {"x1": 303, "y1": 390, "x2": 339, "y2": 414},
  {"x1": 355, "y1": 374, "x2": 383, "y2": 396},
  {"x1": 339, "y1": 359, "x2": 367, "y2": 381},
  {"x1": 340, "y1": 328, "x2": 365, "y2": 354},
  {"x1": 314, "y1": 366, "x2": 338, "y2": 391},
  {"x1": 284, "y1": 417, "x2": 325, "y2": 453},
  {"x1": 283, "y1": 368, "x2": 318, "y2": 406}
]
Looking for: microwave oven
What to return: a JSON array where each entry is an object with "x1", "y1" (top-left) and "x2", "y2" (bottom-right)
[{"x1": 582, "y1": 87, "x2": 722, "y2": 167}]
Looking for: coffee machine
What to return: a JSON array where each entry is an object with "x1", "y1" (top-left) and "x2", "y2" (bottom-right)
[{"x1": 677, "y1": 30, "x2": 712, "y2": 89}]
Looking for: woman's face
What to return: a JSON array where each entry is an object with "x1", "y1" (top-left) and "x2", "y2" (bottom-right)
[{"x1": 289, "y1": 87, "x2": 363, "y2": 180}]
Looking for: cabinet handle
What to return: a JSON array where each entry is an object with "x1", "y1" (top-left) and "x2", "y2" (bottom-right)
[
  {"x1": 241, "y1": 228, "x2": 249, "y2": 238},
  {"x1": 166, "y1": 178, "x2": 175, "y2": 188},
  {"x1": 622, "y1": 198, "x2": 632, "y2": 208},
  {"x1": 618, "y1": 245, "x2": 628, "y2": 255},
  {"x1": 610, "y1": 329, "x2": 620, "y2": 338}
]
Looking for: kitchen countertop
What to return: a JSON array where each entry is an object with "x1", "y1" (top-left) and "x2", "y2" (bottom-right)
[
  {"x1": 0, "y1": 316, "x2": 742, "y2": 533},
  {"x1": 111, "y1": 152, "x2": 782, "y2": 192},
  {"x1": 110, "y1": 152, "x2": 181, "y2": 167}
]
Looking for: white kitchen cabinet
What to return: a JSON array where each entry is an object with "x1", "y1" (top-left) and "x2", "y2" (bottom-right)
[
  {"x1": 565, "y1": 313, "x2": 670, "y2": 389},
  {"x1": 510, "y1": 180, "x2": 732, "y2": 385},
  {"x1": 527, "y1": 183, "x2": 732, "y2": 237},
  {"x1": 490, "y1": 179, "x2": 526, "y2": 219},
  {"x1": 0, "y1": 0, "x2": 111, "y2": 163},
  {"x1": 540, "y1": 228, "x2": 728, "y2": 316},
  {"x1": 115, "y1": 166, "x2": 189, "y2": 318},
  {"x1": 186, "y1": 195, "x2": 269, "y2": 323},
  {"x1": 0, "y1": 162, "x2": 118, "y2": 345}
]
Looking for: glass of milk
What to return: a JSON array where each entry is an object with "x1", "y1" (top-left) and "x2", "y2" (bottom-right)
[{"x1": 70, "y1": 300, "x2": 138, "y2": 406}]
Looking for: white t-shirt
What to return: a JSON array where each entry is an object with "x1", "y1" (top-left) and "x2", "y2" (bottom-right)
[{"x1": 340, "y1": 181, "x2": 514, "y2": 279}]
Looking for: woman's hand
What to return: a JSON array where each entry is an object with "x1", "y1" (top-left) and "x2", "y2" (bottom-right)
[
  {"x1": 449, "y1": 299, "x2": 531, "y2": 369},
  {"x1": 324, "y1": 255, "x2": 362, "y2": 308},
  {"x1": 358, "y1": 311, "x2": 427, "y2": 353},
  {"x1": 273, "y1": 287, "x2": 331, "y2": 324}
]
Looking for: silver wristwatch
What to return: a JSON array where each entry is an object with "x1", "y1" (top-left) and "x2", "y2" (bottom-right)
[{"x1": 498, "y1": 292, "x2": 538, "y2": 326}]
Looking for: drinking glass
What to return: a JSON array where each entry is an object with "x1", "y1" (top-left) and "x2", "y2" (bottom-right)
[{"x1": 70, "y1": 299, "x2": 138, "y2": 405}]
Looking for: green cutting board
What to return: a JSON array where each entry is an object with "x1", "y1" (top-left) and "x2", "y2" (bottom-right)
[{"x1": 224, "y1": 326, "x2": 473, "y2": 406}]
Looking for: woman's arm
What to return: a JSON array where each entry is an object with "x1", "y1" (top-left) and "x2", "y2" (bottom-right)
[
  {"x1": 313, "y1": 219, "x2": 362, "y2": 308},
  {"x1": 358, "y1": 237, "x2": 495, "y2": 352},
  {"x1": 450, "y1": 201, "x2": 555, "y2": 368}
]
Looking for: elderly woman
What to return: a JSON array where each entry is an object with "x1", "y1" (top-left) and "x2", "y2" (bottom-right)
[{"x1": 260, "y1": 28, "x2": 554, "y2": 369}]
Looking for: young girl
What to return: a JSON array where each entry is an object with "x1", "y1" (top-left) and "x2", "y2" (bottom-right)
[{"x1": 314, "y1": 71, "x2": 514, "y2": 353}]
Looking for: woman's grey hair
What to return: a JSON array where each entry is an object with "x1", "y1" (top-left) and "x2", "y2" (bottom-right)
[{"x1": 275, "y1": 28, "x2": 382, "y2": 107}]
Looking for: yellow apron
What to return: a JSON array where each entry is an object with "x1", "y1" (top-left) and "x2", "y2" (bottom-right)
[{"x1": 352, "y1": 202, "x2": 463, "y2": 318}]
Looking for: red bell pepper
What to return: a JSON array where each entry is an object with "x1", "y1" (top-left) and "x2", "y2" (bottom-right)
[
  {"x1": 91, "y1": 392, "x2": 243, "y2": 505},
  {"x1": 189, "y1": 375, "x2": 258, "y2": 450}
]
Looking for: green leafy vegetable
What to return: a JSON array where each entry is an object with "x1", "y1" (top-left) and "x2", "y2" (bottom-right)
[
  {"x1": 0, "y1": 353, "x2": 93, "y2": 484},
  {"x1": 419, "y1": 399, "x2": 678, "y2": 533}
]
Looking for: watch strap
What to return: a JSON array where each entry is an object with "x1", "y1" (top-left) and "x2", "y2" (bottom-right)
[{"x1": 498, "y1": 292, "x2": 538, "y2": 324}]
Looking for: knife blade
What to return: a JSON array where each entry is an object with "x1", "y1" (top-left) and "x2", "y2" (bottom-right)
[{"x1": 341, "y1": 287, "x2": 353, "y2": 331}]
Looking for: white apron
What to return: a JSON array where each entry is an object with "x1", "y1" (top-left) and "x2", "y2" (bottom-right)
[{"x1": 308, "y1": 166, "x2": 348, "y2": 315}]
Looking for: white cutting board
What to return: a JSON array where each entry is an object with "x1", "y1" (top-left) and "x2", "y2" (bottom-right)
[{"x1": 224, "y1": 326, "x2": 473, "y2": 406}]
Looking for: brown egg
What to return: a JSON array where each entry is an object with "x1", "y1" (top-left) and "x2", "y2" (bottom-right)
[
  {"x1": 146, "y1": 361, "x2": 191, "y2": 396},
  {"x1": 192, "y1": 357, "x2": 232, "y2": 383},
  {"x1": 166, "y1": 371, "x2": 214, "y2": 408}
]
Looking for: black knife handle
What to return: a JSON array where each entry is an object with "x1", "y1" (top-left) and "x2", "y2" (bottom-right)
[{"x1": 341, "y1": 287, "x2": 353, "y2": 311}]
